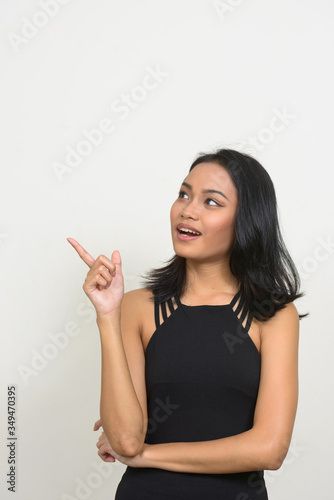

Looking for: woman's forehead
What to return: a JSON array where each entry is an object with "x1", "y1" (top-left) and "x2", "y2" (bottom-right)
[{"x1": 185, "y1": 162, "x2": 238, "y2": 197}]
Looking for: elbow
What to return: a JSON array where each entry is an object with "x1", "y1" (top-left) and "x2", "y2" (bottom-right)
[
  {"x1": 101, "y1": 419, "x2": 146, "y2": 457},
  {"x1": 265, "y1": 456, "x2": 283, "y2": 471},
  {"x1": 109, "y1": 427, "x2": 146, "y2": 457},
  {"x1": 114, "y1": 436, "x2": 145, "y2": 457},
  {"x1": 264, "y1": 439, "x2": 290, "y2": 471}
]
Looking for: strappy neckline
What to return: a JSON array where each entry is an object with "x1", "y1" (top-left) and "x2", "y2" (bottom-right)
[
  {"x1": 175, "y1": 288, "x2": 254, "y2": 338},
  {"x1": 175, "y1": 289, "x2": 241, "y2": 309},
  {"x1": 151, "y1": 288, "x2": 254, "y2": 353}
]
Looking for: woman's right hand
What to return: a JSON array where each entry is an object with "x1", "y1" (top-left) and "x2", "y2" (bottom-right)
[
  {"x1": 93, "y1": 419, "x2": 116, "y2": 463},
  {"x1": 67, "y1": 237, "x2": 124, "y2": 317}
]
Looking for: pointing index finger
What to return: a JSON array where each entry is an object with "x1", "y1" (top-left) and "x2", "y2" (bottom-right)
[{"x1": 67, "y1": 237, "x2": 95, "y2": 268}]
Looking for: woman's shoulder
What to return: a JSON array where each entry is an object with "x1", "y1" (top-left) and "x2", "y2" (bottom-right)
[
  {"x1": 121, "y1": 288, "x2": 156, "y2": 344},
  {"x1": 122, "y1": 287, "x2": 154, "y2": 306},
  {"x1": 121, "y1": 287, "x2": 155, "y2": 322},
  {"x1": 259, "y1": 302, "x2": 300, "y2": 336}
]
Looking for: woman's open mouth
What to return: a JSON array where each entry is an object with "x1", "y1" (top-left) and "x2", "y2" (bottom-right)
[{"x1": 177, "y1": 227, "x2": 202, "y2": 241}]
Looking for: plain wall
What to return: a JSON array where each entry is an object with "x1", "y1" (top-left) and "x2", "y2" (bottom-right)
[{"x1": 1, "y1": 0, "x2": 333, "y2": 498}]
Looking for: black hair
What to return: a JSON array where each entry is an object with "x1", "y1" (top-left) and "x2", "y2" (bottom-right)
[{"x1": 141, "y1": 148, "x2": 306, "y2": 321}]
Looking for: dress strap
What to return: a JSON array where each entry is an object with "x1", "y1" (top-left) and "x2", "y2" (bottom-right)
[
  {"x1": 173, "y1": 294, "x2": 182, "y2": 308},
  {"x1": 235, "y1": 293, "x2": 246, "y2": 317},
  {"x1": 230, "y1": 289, "x2": 242, "y2": 308},
  {"x1": 230, "y1": 289, "x2": 252, "y2": 334},
  {"x1": 154, "y1": 298, "x2": 161, "y2": 329},
  {"x1": 154, "y1": 294, "x2": 181, "y2": 330},
  {"x1": 161, "y1": 301, "x2": 168, "y2": 322},
  {"x1": 244, "y1": 311, "x2": 254, "y2": 333},
  {"x1": 238, "y1": 302, "x2": 248, "y2": 324},
  {"x1": 167, "y1": 297, "x2": 175, "y2": 312}
]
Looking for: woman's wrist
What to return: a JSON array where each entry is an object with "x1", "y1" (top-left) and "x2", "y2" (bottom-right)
[{"x1": 96, "y1": 308, "x2": 121, "y2": 327}]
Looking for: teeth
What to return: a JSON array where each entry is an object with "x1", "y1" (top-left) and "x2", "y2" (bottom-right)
[{"x1": 179, "y1": 228, "x2": 200, "y2": 235}]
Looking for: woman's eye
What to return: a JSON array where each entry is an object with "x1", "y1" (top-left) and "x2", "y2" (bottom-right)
[
  {"x1": 178, "y1": 191, "x2": 221, "y2": 206},
  {"x1": 178, "y1": 191, "x2": 188, "y2": 199},
  {"x1": 206, "y1": 198, "x2": 220, "y2": 206}
]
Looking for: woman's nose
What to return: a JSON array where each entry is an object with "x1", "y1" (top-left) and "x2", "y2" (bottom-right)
[{"x1": 181, "y1": 200, "x2": 199, "y2": 219}]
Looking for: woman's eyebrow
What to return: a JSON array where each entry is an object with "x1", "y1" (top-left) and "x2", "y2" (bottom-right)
[{"x1": 181, "y1": 181, "x2": 229, "y2": 201}]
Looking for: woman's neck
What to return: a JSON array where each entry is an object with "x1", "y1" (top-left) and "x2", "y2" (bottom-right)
[{"x1": 183, "y1": 258, "x2": 239, "y2": 299}]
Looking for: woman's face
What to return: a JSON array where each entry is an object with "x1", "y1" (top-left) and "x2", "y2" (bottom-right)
[{"x1": 170, "y1": 162, "x2": 239, "y2": 262}]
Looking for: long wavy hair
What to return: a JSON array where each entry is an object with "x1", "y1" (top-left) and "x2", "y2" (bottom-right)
[{"x1": 141, "y1": 148, "x2": 306, "y2": 321}]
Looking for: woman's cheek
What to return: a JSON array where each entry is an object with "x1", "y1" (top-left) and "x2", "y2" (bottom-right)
[{"x1": 212, "y1": 221, "x2": 236, "y2": 246}]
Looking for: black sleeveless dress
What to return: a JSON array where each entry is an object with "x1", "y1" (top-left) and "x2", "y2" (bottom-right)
[{"x1": 115, "y1": 290, "x2": 268, "y2": 499}]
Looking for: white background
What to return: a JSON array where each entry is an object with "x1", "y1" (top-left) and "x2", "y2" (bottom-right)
[{"x1": 1, "y1": 1, "x2": 333, "y2": 499}]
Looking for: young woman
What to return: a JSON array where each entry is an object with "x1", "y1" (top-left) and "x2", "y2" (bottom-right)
[{"x1": 67, "y1": 148, "x2": 304, "y2": 499}]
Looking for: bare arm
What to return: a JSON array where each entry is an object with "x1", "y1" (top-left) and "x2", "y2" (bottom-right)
[
  {"x1": 98, "y1": 303, "x2": 146, "y2": 457},
  {"x1": 137, "y1": 302, "x2": 300, "y2": 473},
  {"x1": 67, "y1": 238, "x2": 148, "y2": 457}
]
